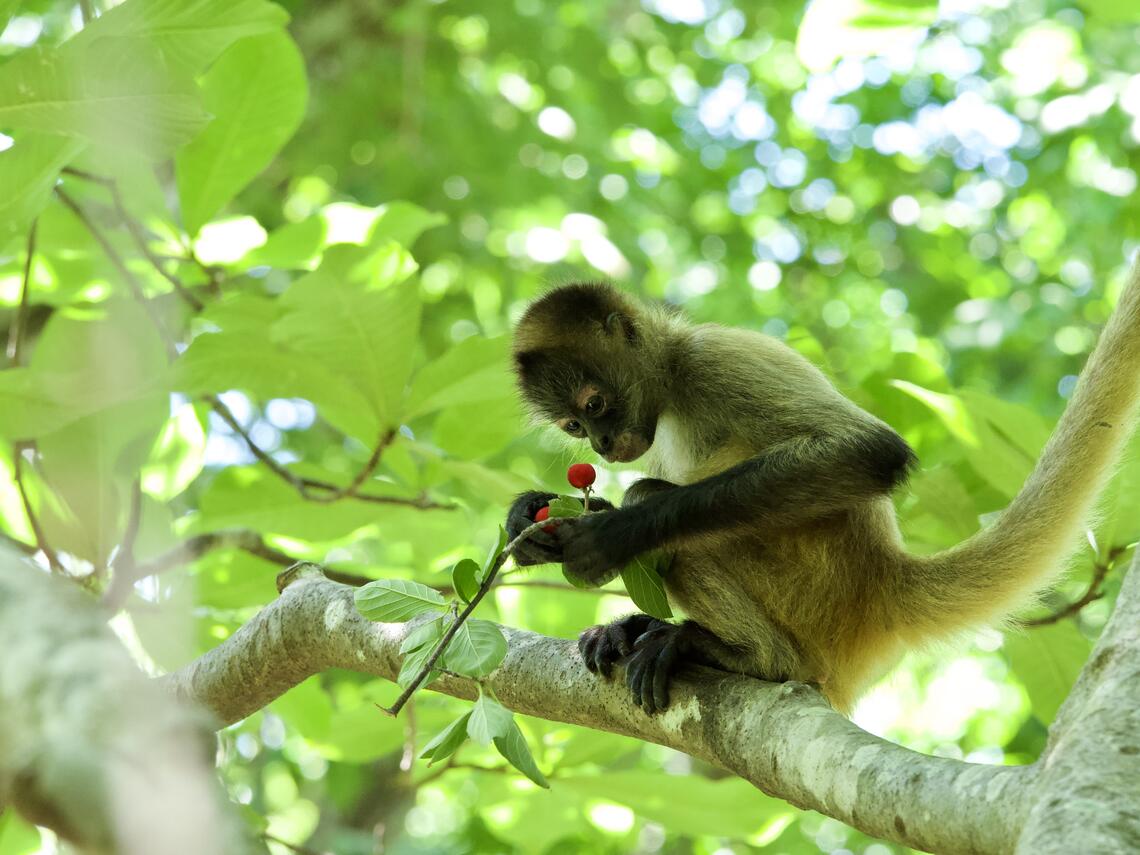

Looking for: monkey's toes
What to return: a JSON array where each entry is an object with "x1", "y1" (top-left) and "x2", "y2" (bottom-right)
[
  {"x1": 625, "y1": 625, "x2": 682, "y2": 714},
  {"x1": 578, "y1": 624, "x2": 629, "y2": 678}
]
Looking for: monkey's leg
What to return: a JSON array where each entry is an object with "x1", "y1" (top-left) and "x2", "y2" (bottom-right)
[{"x1": 578, "y1": 614, "x2": 667, "y2": 678}]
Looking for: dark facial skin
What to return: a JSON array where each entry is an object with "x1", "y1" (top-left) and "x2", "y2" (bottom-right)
[{"x1": 555, "y1": 381, "x2": 654, "y2": 463}]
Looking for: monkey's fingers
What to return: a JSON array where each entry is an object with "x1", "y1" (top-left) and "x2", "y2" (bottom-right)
[{"x1": 510, "y1": 528, "x2": 565, "y2": 566}]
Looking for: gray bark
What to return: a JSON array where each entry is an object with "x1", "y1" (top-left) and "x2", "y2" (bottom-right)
[
  {"x1": 1014, "y1": 555, "x2": 1140, "y2": 853},
  {"x1": 163, "y1": 565, "x2": 1058, "y2": 854},
  {"x1": 0, "y1": 551, "x2": 257, "y2": 855}
]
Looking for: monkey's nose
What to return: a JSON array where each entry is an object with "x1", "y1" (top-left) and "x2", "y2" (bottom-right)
[{"x1": 594, "y1": 435, "x2": 613, "y2": 455}]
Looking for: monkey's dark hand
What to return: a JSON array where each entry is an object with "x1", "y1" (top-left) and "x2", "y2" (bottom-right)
[
  {"x1": 505, "y1": 491, "x2": 615, "y2": 566},
  {"x1": 578, "y1": 614, "x2": 669, "y2": 678},
  {"x1": 558, "y1": 509, "x2": 642, "y2": 586}
]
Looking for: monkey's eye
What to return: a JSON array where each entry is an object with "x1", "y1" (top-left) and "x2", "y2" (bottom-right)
[
  {"x1": 564, "y1": 420, "x2": 583, "y2": 436},
  {"x1": 584, "y1": 395, "x2": 605, "y2": 416}
]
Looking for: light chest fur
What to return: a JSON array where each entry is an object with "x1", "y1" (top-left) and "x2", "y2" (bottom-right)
[{"x1": 645, "y1": 411, "x2": 696, "y2": 484}]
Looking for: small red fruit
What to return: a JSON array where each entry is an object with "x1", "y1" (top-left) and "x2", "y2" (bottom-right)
[
  {"x1": 534, "y1": 505, "x2": 557, "y2": 534},
  {"x1": 567, "y1": 463, "x2": 597, "y2": 489}
]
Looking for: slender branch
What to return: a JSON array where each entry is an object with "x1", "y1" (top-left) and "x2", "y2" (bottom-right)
[
  {"x1": 62, "y1": 168, "x2": 204, "y2": 310},
  {"x1": 12, "y1": 444, "x2": 64, "y2": 574},
  {"x1": 115, "y1": 479, "x2": 144, "y2": 569},
  {"x1": 380, "y1": 520, "x2": 552, "y2": 717},
  {"x1": 300, "y1": 429, "x2": 395, "y2": 503},
  {"x1": 54, "y1": 187, "x2": 178, "y2": 359},
  {"x1": 211, "y1": 396, "x2": 450, "y2": 510},
  {"x1": 77, "y1": 0, "x2": 94, "y2": 25},
  {"x1": 6, "y1": 219, "x2": 37, "y2": 363},
  {"x1": 1022, "y1": 544, "x2": 1128, "y2": 626},
  {"x1": 163, "y1": 568, "x2": 1041, "y2": 854}
]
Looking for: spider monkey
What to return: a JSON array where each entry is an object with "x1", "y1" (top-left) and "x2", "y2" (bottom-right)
[{"x1": 504, "y1": 262, "x2": 1140, "y2": 714}]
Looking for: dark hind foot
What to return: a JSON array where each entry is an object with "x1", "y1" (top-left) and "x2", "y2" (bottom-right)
[
  {"x1": 624, "y1": 621, "x2": 695, "y2": 714},
  {"x1": 578, "y1": 614, "x2": 668, "y2": 679}
]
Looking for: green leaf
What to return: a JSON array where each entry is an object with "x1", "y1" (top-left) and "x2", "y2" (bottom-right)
[
  {"x1": 451, "y1": 558, "x2": 481, "y2": 603},
  {"x1": 1080, "y1": 0, "x2": 1140, "y2": 22},
  {"x1": 405, "y1": 335, "x2": 512, "y2": 419},
  {"x1": 273, "y1": 266, "x2": 421, "y2": 430},
  {"x1": 399, "y1": 614, "x2": 447, "y2": 654},
  {"x1": 0, "y1": 813, "x2": 41, "y2": 855},
  {"x1": 270, "y1": 677, "x2": 333, "y2": 742},
  {"x1": 493, "y1": 720, "x2": 549, "y2": 788},
  {"x1": 355, "y1": 579, "x2": 447, "y2": 622},
  {"x1": 171, "y1": 330, "x2": 381, "y2": 442},
  {"x1": 29, "y1": 301, "x2": 169, "y2": 564},
  {"x1": 140, "y1": 402, "x2": 206, "y2": 501},
  {"x1": 0, "y1": 1, "x2": 21, "y2": 38},
  {"x1": 546, "y1": 496, "x2": 584, "y2": 518},
  {"x1": 420, "y1": 711, "x2": 472, "y2": 763},
  {"x1": 176, "y1": 31, "x2": 308, "y2": 235},
  {"x1": 467, "y1": 693, "x2": 513, "y2": 746},
  {"x1": 243, "y1": 215, "x2": 327, "y2": 270},
  {"x1": 0, "y1": 39, "x2": 208, "y2": 158},
  {"x1": 444, "y1": 619, "x2": 507, "y2": 677},
  {"x1": 366, "y1": 200, "x2": 447, "y2": 248},
  {"x1": 1005, "y1": 622, "x2": 1092, "y2": 725},
  {"x1": 620, "y1": 553, "x2": 673, "y2": 620},
  {"x1": 0, "y1": 132, "x2": 85, "y2": 245},
  {"x1": 74, "y1": 0, "x2": 290, "y2": 76},
  {"x1": 397, "y1": 635, "x2": 442, "y2": 689},
  {"x1": 555, "y1": 771, "x2": 789, "y2": 839},
  {"x1": 484, "y1": 525, "x2": 509, "y2": 577},
  {"x1": 433, "y1": 396, "x2": 523, "y2": 460}
]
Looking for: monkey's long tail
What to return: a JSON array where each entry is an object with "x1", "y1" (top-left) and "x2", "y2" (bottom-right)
[{"x1": 903, "y1": 258, "x2": 1140, "y2": 638}]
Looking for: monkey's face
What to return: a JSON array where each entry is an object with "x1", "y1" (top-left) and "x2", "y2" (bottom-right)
[
  {"x1": 514, "y1": 354, "x2": 658, "y2": 463},
  {"x1": 512, "y1": 282, "x2": 661, "y2": 462},
  {"x1": 554, "y1": 381, "x2": 655, "y2": 463}
]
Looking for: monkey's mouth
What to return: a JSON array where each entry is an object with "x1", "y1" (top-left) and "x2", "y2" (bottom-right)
[{"x1": 603, "y1": 431, "x2": 651, "y2": 463}]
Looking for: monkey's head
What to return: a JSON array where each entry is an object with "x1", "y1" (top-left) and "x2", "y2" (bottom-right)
[{"x1": 512, "y1": 283, "x2": 663, "y2": 463}]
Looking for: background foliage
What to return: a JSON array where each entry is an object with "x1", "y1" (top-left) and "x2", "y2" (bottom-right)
[{"x1": 1, "y1": 0, "x2": 1139, "y2": 852}]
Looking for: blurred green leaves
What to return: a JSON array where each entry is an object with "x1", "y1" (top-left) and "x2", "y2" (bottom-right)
[{"x1": 176, "y1": 31, "x2": 308, "y2": 235}]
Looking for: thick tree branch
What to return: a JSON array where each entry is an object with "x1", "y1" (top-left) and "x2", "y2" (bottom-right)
[
  {"x1": 1015, "y1": 558, "x2": 1140, "y2": 852},
  {"x1": 0, "y1": 550, "x2": 258, "y2": 854},
  {"x1": 164, "y1": 567, "x2": 1038, "y2": 854}
]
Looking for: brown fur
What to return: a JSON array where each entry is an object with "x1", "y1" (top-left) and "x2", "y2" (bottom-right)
[{"x1": 513, "y1": 263, "x2": 1140, "y2": 714}]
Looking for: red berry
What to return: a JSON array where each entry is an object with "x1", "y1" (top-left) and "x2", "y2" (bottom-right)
[
  {"x1": 534, "y1": 505, "x2": 557, "y2": 534},
  {"x1": 567, "y1": 463, "x2": 596, "y2": 489}
]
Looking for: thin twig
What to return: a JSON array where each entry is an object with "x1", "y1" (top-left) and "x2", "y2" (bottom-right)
[
  {"x1": 380, "y1": 519, "x2": 554, "y2": 717},
  {"x1": 301, "y1": 429, "x2": 396, "y2": 503},
  {"x1": 211, "y1": 396, "x2": 451, "y2": 510},
  {"x1": 1024, "y1": 545, "x2": 1129, "y2": 626},
  {"x1": 12, "y1": 444, "x2": 64, "y2": 574},
  {"x1": 62, "y1": 167, "x2": 204, "y2": 310},
  {"x1": 77, "y1": 0, "x2": 95, "y2": 25},
  {"x1": 116, "y1": 479, "x2": 143, "y2": 569},
  {"x1": 55, "y1": 187, "x2": 178, "y2": 359},
  {"x1": 6, "y1": 219, "x2": 37, "y2": 363}
]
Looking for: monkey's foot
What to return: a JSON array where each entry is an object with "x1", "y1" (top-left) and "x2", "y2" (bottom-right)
[
  {"x1": 578, "y1": 614, "x2": 668, "y2": 679},
  {"x1": 624, "y1": 621, "x2": 693, "y2": 714}
]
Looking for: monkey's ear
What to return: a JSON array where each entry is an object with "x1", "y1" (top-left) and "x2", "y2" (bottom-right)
[
  {"x1": 514, "y1": 349, "x2": 550, "y2": 383},
  {"x1": 604, "y1": 312, "x2": 638, "y2": 344}
]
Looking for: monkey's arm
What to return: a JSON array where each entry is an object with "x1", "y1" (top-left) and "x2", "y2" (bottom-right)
[{"x1": 559, "y1": 426, "x2": 915, "y2": 583}]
